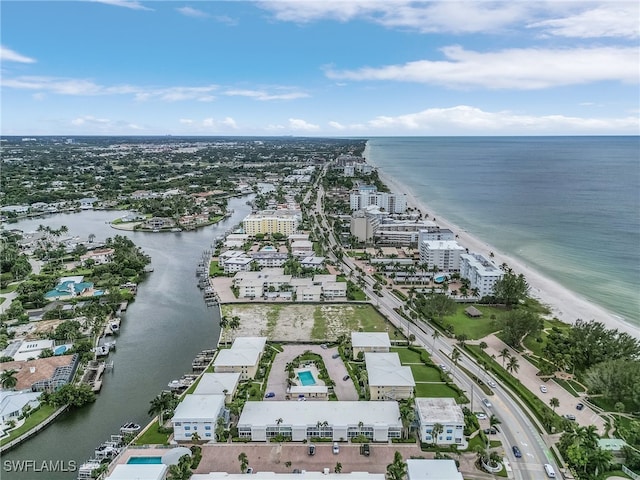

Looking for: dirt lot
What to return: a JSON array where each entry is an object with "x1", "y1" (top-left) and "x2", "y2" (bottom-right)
[{"x1": 219, "y1": 304, "x2": 389, "y2": 343}]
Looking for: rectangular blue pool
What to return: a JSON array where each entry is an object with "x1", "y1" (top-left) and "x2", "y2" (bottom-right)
[
  {"x1": 298, "y1": 370, "x2": 316, "y2": 386},
  {"x1": 127, "y1": 456, "x2": 162, "y2": 464}
]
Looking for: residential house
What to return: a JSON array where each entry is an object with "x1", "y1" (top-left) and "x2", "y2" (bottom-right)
[{"x1": 415, "y1": 398, "x2": 465, "y2": 446}]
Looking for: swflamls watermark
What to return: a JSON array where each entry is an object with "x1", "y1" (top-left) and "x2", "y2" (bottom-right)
[{"x1": 3, "y1": 460, "x2": 77, "y2": 473}]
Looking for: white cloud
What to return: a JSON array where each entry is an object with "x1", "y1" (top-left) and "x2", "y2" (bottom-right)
[
  {"x1": 326, "y1": 45, "x2": 639, "y2": 89},
  {"x1": 222, "y1": 117, "x2": 238, "y2": 129},
  {"x1": 2, "y1": 75, "x2": 218, "y2": 101},
  {"x1": 364, "y1": 105, "x2": 639, "y2": 133},
  {"x1": 288, "y1": 118, "x2": 320, "y2": 131},
  {"x1": 1, "y1": 45, "x2": 36, "y2": 63},
  {"x1": 179, "y1": 118, "x2": 194, "y2": 124},
  {"x1": 92, "y1": 0, "x2": 153, "y2": 11},
  {"x1": 71, "y1": 115, "x2": 111, "y2": 126},
  {"x1": 528, "y1": 3, "x2": 640, "y2": 39},
  {"x1": 224, "y1": 88, "x2": 309, "y2": 101},
  {"x1": 200, "y1": 117, "x2": 239, "y2": 130},
  {"x1": 176, "y1": 6, "x2": 209, "y2": 18}
]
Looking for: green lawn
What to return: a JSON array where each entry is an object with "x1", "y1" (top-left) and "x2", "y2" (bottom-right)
[
  {"x1": 209, "y1": 261, "x2": 224, "y2": 276},
  {"x1": 415, "y1": 382, "x2": 460, "y2": 399},
  {"x1": 0, "y1": 404, "x2": 58, "y2": 446},
  {"x1": 0, "y1": 283, "x2": 19, "y2": 294},
  {"x1": 410, "y1": 365, "x2": 443, "y2": 382},
  {"x1": 391, "y1": 347, "x2": 423, "y2": 364},
  {"x1": 0, "y1": 297, "x2": 6, "y2": 305},
  {"x1": 134, "y1": 424, "x2": 171, "y2": 446},
  {"x1": 440, "y1": 305, "x2": 505, "y2": 339}
]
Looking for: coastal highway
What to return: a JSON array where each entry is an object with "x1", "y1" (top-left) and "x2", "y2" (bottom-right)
[{"x1": 313, "y1": 182, "x2": 557, "y2": 480}]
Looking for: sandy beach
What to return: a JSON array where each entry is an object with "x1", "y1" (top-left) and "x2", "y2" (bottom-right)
[{"x1": 375, "y1": 169, "x2": 640, "y2": 339}]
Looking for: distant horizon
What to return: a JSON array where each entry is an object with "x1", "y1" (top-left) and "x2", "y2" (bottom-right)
[
  {"x1": 2, "y1": 1, "x2": 638, "y2": 136},
  {"x1": 3, "y1": 134, "x2": 639, "y2": 139}
]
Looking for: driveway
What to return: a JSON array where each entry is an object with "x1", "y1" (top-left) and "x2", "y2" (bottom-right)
[{"x1": 265, "y1": 345, "x2": 358, "y2": 401}]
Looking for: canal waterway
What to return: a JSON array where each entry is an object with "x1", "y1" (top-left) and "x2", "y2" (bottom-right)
[{"x1": 2, "y1": 195, "x2": 253, "y2": 479}]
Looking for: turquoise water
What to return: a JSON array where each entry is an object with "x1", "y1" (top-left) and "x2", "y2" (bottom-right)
[
  {"x1": 298, "y1": 370, "x2": 316, "y2": 386},
  {"x1": 127, "y1": 456, "x2": 162, "y2": 464},
  {"x1": 365, "y1": 137, "x2": 640, "y2": 329},
  {"x1": 53, "y1": 345, "x2": 68, "y2": 355}
]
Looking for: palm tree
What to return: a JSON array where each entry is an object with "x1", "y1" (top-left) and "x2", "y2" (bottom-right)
[
  {"x1": 148, "y1": 391, "x2": 176, "y2": 426},
  {"x1": 489, "y1": 414, "x2": 501, "y2": 431},
  {"x1": 549, "y1": 397, "x2": 560, "y2": 412},
  {"x1": 479, "y1": 341, "x2": 488, "y2": 353},
  {"x1": 167, "y1": 454, "x2": 193, "y2": 480},
  {"x1": 334, "y1": 462, "x2": 342, "y2": 473},
  {"x1": 450, "y1": 348, "x2": 462, "y2": 380},
  {"x1": 431, "y1": 423, "x2": 444, "y2": 445},
  {"x1": 498, "y1": 348, "x2": 511, "y2": 368},
  {"x1": 386, "y1": 451, "x2": 407, "y2": 480},
  {"x1": 0, "y1": 369, "x2": 18, "y2": 390},
  {"x1": 431, "y1": 330, "x2": 441, "y2": 351},
  {"x1": 506, "y1": 356, "x2": 520, "y2": 375},
  {"x1": 591, "y1": 447, "x2": 613, "y2": 477},
  {"x1": 238, "y1": 452, "x2": 248, "y2": 473},
  {"x1": 399, "y1": 404, "x2": 415, "y2": 439}
]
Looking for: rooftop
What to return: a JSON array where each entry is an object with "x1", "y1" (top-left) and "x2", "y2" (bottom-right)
[{"x1": 415, "y1": 398, "x2": 465, "y2": 425}]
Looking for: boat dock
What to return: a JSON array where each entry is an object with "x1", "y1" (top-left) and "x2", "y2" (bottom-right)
[
  {"x1": 192, "y1": 349, "x2": 216, "y2": 372},
  {"x1": 81, "y1": 360, "x2": 106, "y2": 392}
]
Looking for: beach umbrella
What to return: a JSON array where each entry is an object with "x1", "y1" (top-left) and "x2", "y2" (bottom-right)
[{"x1": 161, "y1": 447, "x2": 192, "y2": 465}]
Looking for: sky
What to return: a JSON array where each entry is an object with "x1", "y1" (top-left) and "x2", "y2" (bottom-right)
[{"x1": 1, "y1": 0, "x2": 639, "y2": 136}]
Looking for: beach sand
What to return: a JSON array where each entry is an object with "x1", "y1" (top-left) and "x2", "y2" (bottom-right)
[{"x1": 375, "y1": 170, "x2": 640, "y2": 339}]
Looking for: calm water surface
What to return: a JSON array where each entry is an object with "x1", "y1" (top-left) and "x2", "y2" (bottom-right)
[{"x1": 2, "y1": 195, "x2": 252, "y2": 479}]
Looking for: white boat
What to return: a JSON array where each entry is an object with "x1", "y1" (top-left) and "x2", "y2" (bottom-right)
[
  {"x1": 109, "y1": 320, "x2": 120, "y2": 333},
  {"x1": 120, "y1": 422, "x2": 141, "y2": 435},
  {"x1": 94, "y1": 345, "x2": 109, "y2": 357},
  {"x1": 77, "y1": 460, "x2": 101, "y2": 480}
]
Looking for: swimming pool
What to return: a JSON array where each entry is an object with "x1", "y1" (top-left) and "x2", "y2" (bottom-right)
[
  {"x1": 54, "y1": 345, "x2": 68, "y2": 355},
  {"x1": 127, "y1": 456, "x2": 162, "y2": 464},
  {"x1": 434, "y1": 275, "x2": 446, "y2": 284},
  {"x1": 298, "y1": 370, "x2": 316, "y2": 386}
]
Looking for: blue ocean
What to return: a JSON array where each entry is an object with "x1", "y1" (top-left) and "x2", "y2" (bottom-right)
[{"x1": 364, "y1": 137, "x2": 640, "y2": 328}]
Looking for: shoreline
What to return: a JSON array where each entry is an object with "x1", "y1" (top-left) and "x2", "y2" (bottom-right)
[{"x1": 365, "y1": 150, "x2": 639, "y2": 339}]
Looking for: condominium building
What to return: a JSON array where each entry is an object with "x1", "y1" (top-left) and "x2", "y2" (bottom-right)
[
  {"x1": 351, "y1": 332, "x2": 391, "y2": 359},
  {"x1": 415, "y1": 398, "x2": 465, "y2": 446},
  {"x1": 242, "y1": 210, "x2": 299, "y2": 236},
  {"x1": 365, "y1": 353, "x2": 415, "y2": 401},
  {"x1": 213, "y1": 337, "x2": 267, "y2": 380},
  {"x1": 350, "y1": 189, "x2": 407, "y2": 214},
  {"x1": 419, "y1": 240, "x2": 466, "y2": 272},
  {"x1": 172, "y1": 394, "x2": 227, "y2": 442},
  {"x1": 459, "y1": 253, "x2": 504, "y2": 298}
]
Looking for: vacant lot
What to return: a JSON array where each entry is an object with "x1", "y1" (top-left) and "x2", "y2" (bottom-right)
[{"x1": 220, "y1": 303, "x2": 390, "y2": 342}]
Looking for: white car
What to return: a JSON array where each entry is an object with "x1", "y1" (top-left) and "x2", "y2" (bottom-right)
[
  {"x1": 438, "y1": 364, "x2": 448, "y2": 372},
  {"x1": 540, "y1": 385, "x2": 548, "y2": 393},
  {"x1": 488, "y1": 380, "x2": 497, "y2": 388},
  {"x1": 333, "y1": 442, "x2": 340, "y2": 454},
  {"x1": 475, "y1": 413, "x2": 488, "y2": 420},
  {"x1": 482, "y1": 398, "x2": 492, "y2": 408}
]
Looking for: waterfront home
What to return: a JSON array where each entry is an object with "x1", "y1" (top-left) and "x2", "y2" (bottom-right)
[
  {"x1": 365, "y1": 353, "x2": 415, "y2": 401},
  {"x1": 79, "y1": 248, "x2": 115, "y2": 266},
  {"x1": 172, "y1": 394, "x2": 227, "y2": 442},
  {"x1": 0, "y1": 354, "x2": 79, "y2": 391},
  {"x1": 419, "y1": 240, "x2": 466, "y2": 272},
  {"x1": 237, "y1": 401, "x2": 401, "y2": 442},
  {"x1": 213, "y1": 337, "x2": 267, "y2": 380},
  {"x1": 351, "y1": 332, "x2": 391, "y2": 360},
  {"x1": 193, "y1": 372, "x2": 241, "y2": 403},
  {"x1": 11, "y1": 339, "x2": 55, "y2": 362},
  {"x1": 44, "y1": 275, "x2": 95, "y2": 301},
  {"x1": 415, "y1": 398, "x2": 465, "y2": 446},
  {"x1": 0, "y1": 390, "x2": 41, "y2": 424},
  {"x1": 406, "y1": 459, "x2": 463, "y2": 480}
]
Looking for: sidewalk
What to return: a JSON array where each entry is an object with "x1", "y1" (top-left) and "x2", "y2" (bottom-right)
[{"x1": 480, "y1": 334, "x2": 605, "y2": 434}]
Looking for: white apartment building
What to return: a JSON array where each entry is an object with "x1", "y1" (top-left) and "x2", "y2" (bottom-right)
[
  {"x1": 365, "y1": 353, "x2": 415, "y2": 401},
  {"x1": 237, "y1": 401, "x2": 401, "y2": 442},
  {"x1": 415, "y1": 398, "x2": 465, "y2": 446},
  {"x1": 459, "y1": 253, "x2": 504, "y2": 298},
  {"x1": 172, "y1": 394, "x2": 227, "y2": 442},
  {"x1": 406, "y1": 459, "x2": 463, "y2": 480},
  {"x1": 242, "y1": 210, "x2": 299, "y2": 236},
  {"x1": 351, "y1": 332, "x2": 391, "y2": 359},
  {"x1": 213, "y1": 337, "x2": 267, "y2": 380},
  {"x1": 419, "y1": 240, "x2": 466, "y2": 272},
  {"x1": 350, "y1": 189, "x2": 407, "y2": 214},
  {"x1": 417, "y1": 228, "x2": 456, "y2": 244}
]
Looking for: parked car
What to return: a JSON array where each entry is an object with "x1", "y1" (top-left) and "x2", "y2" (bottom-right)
[
  {"x1": 482, "y1": 398, "x2": 492, "y2": 408},
  {"x1": 564, "y1": 414, "x2": 576, "y2": 421},
  {"x1": 265, "y1": 392, "x2": 275, "y2": 398},
  {"x1": 332, "y1": 353, "x2": 340, "y2": 359},
  {"x1": 475, "y1": 413, "x2": 488, "y2": 420},
  {"x1": 576, "y1": 403, "x2": 585, "y2": 410},
  {"x1": 308, "y1": 444, "x2": 316, "y2": 456},
  {"x1": 512, "y1": 445, "x2": 522, "y2": 458},
  {"x1": 320, "y1": 344, "x2": 328, "y2": 349},
  {"x1": 343, "y1": 375, "x2": 350, "y2": 381},
  {"x1": 540, "y1": 385, "x2": 548, "y2": 393},
  {"x1": 361, "y1": 443, "x2": 370, "y2": 456},
  {"x1": 483, "y1": 427, "x2": 498, "y2": 434},
  {"x1": 333, "y1": 442, "x2": 340, "y2": 454}
]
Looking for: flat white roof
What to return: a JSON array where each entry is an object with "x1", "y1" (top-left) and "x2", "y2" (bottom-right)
[
  {"x1": 415, "y1": 398, "x2": 465, "y2": 425},
  {"x1": 423, "y1": 240, "x2": 465, "y2": 250},
  {"x1": 312, "y1": 274, "x2": 336, "y2": 284},
  {"x1": 194, "y1": 373, "x2": 241, "y2": 395},
  {"x1": 406, "y1": 459, "x2": 463, "y2": 480},
  {"x1": 173, "y1": 394, "x2": 225, "y2": 421},
  {"x1": 193, "y1": 473, "x2": 384, "y2": 479},
  {"x1": 365, "y1": 353, "x2": 415, "y2": 387},
  {"x1": 106, "y1": 464, "x2": 168, "y2": 480},
  {"x1": 214, "y1": 348, "x2": 260, "y2": 367},
  {"x1": 232, "y1": 337, "x2": 267, "y2": 351},
  {"x1": 238, "y1": 401, "x2": 401, "y2": 428},
  {"x1": 351, "y1": 332, "x2": 391, "y2": 349}
]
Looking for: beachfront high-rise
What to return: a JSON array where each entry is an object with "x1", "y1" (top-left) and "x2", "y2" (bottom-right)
[
  {"x1": 242, "y1": 210, "x2": 300, "y2": 237},
  {"x1": 419, "y1": 240, "x2": 466, "y2": 272},
  {"x1": 349, "y1": 185, "x2": 407, "y2": 214},
  {"x1": 459, "y1": 253, "x2": 505, "y2": 298}
]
